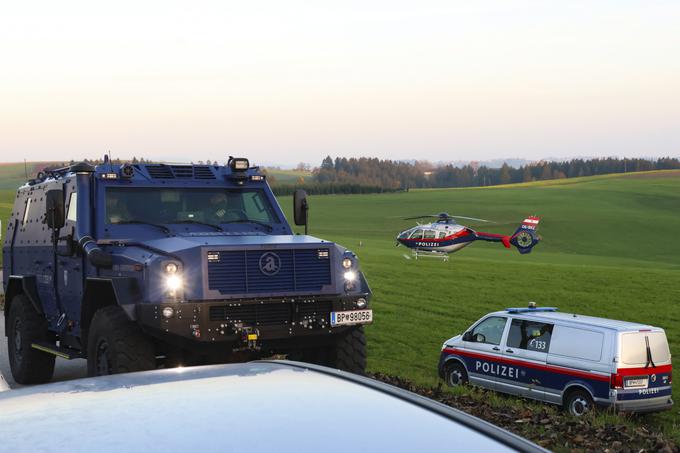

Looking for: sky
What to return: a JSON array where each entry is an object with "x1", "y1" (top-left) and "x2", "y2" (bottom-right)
[{"x1": 1, "y1": 1, "x2": 679, "y2": 167}]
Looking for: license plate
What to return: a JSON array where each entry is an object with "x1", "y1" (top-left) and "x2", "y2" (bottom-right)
[
  {"x1": 330, "y1": 310, "x2": 373, "y2": 327},
  {"x1": 624, "y1": 377, "x2": 649, "y2": 388}
]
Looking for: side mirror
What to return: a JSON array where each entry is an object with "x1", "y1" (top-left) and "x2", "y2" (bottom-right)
[
  {"x1": 46, "y1": 189, "x2": 65, "y2": 229},
  {"x1": 462, "y1": 331, "x2": 472, "y2": 342},
  {"x1": 293, "y1": 189, "x2": 308, "y2": 231}
]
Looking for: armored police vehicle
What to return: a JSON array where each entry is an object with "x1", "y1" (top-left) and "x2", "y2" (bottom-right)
[
  {"x1": 439, "y1": 304, "x2": 673, "y2": 416},
  {"x1": 2, "y1": 157, "x2": 372, "y2": 383}
]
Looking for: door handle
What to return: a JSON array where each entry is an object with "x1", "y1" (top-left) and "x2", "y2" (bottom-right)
[
  {"x1": 492, "y1": 346, "x2": 500, "y2": 351},
  {"x1": 506, "y1": 349, "x2": 514, "y2": 353}
]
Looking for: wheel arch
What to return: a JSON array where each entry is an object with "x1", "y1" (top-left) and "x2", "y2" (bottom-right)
[
  {"x1": 442, "y1": 355, "x2": 469, "y2": 375},
  {"x1": 80, "y1": 277, "x2": 141, "y2": 341},
  {"x1": 561, "y1": 382, "x2": 596, "y2": 405},
  {"x1": 4, "y1": 276, "x2": 43, "y2": 335}
]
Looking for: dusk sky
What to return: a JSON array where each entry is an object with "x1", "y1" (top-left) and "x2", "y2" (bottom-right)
[{"x1": 1, "y1": 1, "x2": 679, "y2": 167}]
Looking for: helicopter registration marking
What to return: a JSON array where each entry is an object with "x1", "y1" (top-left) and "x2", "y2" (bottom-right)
[{"x1": 331, "y1": 310, "x2": 373, "y2": 327}]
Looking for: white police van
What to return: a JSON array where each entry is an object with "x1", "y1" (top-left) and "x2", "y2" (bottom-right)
[{"x1": 438, "y1": 304, "x2": 673, "y2": 416}]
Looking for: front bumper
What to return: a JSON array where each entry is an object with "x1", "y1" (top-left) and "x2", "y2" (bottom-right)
[{"x1": 135, "y1": 295, "x2": 371, "y2": 349}]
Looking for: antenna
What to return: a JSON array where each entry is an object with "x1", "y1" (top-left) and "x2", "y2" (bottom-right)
[{"x1": 24, "y1": 159, "x2": 28, "y2": 179}]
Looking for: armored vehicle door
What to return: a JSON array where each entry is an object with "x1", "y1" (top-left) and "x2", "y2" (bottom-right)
[{"x1": 55, "y1": 180, "x2": 83, "y2": 328}]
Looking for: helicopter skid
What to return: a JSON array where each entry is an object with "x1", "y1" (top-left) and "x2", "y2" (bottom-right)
[{"x1": 412, "y1": 249, "x2": 449, "y2": 261}]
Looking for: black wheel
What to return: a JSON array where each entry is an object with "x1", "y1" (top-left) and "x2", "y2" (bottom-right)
[
  {"x1": 7, "y1": 295, "x2": 55, "y2": 384},
  {"x1": 86, "y1": 306, "x2": 156, "y2": 376},
  {"x1": 444, "y1": 361, "x2": 468, "y2": 387},
  {"x1": 288, "y1": 326, "x2": 367, "y2": 375},
  {"x1": 329, "y1": 326, "x2": 367, "y2": 375},
  {"x1": 564, "y1": 388, "x2": 594, "y2": 416}
]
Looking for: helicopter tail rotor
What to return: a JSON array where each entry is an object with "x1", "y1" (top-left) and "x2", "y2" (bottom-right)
[{"x1": 509, "y1": 216, "x2": 541, "y2": 254}]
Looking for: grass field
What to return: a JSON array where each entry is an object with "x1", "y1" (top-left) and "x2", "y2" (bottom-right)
[
  {"x1": 276, "y1": 170, "x2": 680, "y2": 441},
  {"x1": 265, "y1": 168, "x2": 312, "y2": 184},
  {"x1": 1, "y1": 170, "x2": 679, "y2": 440}
]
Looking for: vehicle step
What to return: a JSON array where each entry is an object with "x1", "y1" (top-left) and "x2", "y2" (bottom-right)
[{"x1": 31, "y1": 342, "x2": 83, "y2": 360}]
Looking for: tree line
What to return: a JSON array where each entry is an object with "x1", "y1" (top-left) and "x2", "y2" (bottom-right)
[{"x1": 269, "y1": 156, "x2": 680, "y2": 195}]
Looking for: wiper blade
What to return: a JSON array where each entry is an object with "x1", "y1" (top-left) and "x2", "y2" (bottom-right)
[
  {"x1": 174, "y1": 220, "x2": 224, "y2": 231},
  {"x1": 222, "y1": 219, "x2": 273, "y2": 232},
  {"x1": 112, "y1": 220, "x2": 170, "y2": 235}
]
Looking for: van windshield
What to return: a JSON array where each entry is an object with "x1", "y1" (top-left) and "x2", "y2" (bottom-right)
[
  {"x1": 105, "y1": 188, "x2": 280, "y2": 227},
  {"x1": 620, "y1": 331, "x2": 671, "y2": 366}
]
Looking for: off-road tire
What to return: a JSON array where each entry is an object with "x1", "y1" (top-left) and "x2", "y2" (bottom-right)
[
  {"x1": 7, "y1": 294, "x2": 55, "y2": 384},
  {"x1": 444, "y1": 361, "x2": 468, "y2": 387},
  {"x1": 87, "y1": 306, "x2": 156, "y2": 376},
  {"x1": 563, "y1": 388, "x2": 594, "y2": 417},
  {"x1": 329, "y1": 326, "x2": 367, "y2": 375}
]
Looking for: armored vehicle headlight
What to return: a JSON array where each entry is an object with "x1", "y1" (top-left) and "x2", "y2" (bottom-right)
[
  {"x1": 343, "y1": 271, "x2": 356, "y2": 282},
  {"x1": 342, "y1": 258, "x2": 353, "y2": 269},
  {"x1": 356, "y1": 298, "x2": 367, "y2": 309},
  {"x1": 162, "y1": 306, "x2": 175, "y2": 319},
  {"x1": 166, "y1": 275, "x2": 182, "y2": 291},
  {"x1": 165, "y1": 262, "x2": 179, "y2": 274}
]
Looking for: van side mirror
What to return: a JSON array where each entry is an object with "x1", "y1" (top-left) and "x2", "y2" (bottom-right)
[
  {"x1": 46, "y1": 189, "x2": 65, "y2": 229},
  {"x1": 293, "y1": 189, "x2": 309, "y2": 233},
  {"x1": 462, "y1": 331, "x2": 472, "y2": 342}
]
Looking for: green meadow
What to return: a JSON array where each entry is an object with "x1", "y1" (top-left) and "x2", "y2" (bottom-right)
[
  {"x1": 277, "y1": 170, "x2": 680, "y2": 440},
  {"x1": 1, "y1": 170, "x2": 679, "y2": 439}
]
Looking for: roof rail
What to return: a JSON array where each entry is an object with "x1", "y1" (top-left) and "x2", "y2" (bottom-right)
[{"x1": 506, "y1": 307, "x2": 558, "y2": 314}]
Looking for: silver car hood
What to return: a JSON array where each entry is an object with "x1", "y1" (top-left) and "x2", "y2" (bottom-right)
[{"x1": 0, "y1": 361, "x2": 543, "y2": 453}]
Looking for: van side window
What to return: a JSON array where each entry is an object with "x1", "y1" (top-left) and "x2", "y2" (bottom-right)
[
  {"x1": 470, "y1": 316, "x2": 507, "y2": 345},
  {"x1": 507, "y1": 319, "x2": 553, "y2": 352}
]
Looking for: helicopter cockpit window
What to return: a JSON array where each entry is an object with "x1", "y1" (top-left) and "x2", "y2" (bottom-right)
[
  {"x1": 438, "y1": 231, "x2": 447, "y2": 239},
  {"x1": 408, "y1": 229, "x2": 423, "y2": 239},
  {"x1": 423, "y1": 230, "x2": 436, "y2": 239}
]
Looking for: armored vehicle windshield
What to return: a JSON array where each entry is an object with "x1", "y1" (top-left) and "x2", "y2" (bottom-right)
[{"x1": 106, "y1": 187, "x2": 280, "y2": 229}]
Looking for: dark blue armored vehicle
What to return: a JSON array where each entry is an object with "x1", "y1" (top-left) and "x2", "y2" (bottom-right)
[{"x1": 2, "y1": 157, "x2": 372, "y2": 383}]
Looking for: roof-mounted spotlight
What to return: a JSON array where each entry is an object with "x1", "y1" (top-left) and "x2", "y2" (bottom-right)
[{"x1": 228, "y1": 157, "x2": 249, "y2": 172}]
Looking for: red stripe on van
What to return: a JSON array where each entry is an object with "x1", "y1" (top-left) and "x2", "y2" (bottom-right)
[
  {"x1": 615, "y1": 365, "x2": 672, "y2": 376},
  {"x1": 443, "y1": 347, "x2": 610, "y2": 382}
]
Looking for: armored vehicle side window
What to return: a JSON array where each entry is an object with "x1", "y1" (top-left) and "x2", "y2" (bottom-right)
[
  {"x1": 548, "y1": 325, "x2": 603, "y2": 361},
  {"x1": 67, "y1": 192, "x2": 77, "y2": 222},
  {"x1": 423, "y1": 230, "x2": 436, "y2": 239},
  {"x1": 507, "y1": 319, "x2": 553, "y2": 352},
  {"x1": 470, "y1": 316, "x2": 507, "y2": 345},
  {"x1": 22, "y1": 197, "x2": 32, "y2": 225},
  {"x1": 106, "y1": 188, "x2": 279, "y2": 226}
]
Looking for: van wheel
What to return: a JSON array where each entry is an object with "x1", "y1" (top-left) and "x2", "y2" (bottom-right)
[
  {"x1": 564, "y1": 389, "x2": 594, "y2": 416},
  {"x1": 7, "y1": 295, "x2": 55, "y2": 384},
  {"x1": 87, "y1": 306, "x2": 156, "y2": 376},
  {"x1": 445, "y1": 362, "x2": 468, "y2": 387}
]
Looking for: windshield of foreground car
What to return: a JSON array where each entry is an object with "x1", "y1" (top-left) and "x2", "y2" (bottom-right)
[{"x1": 105, "y1": 187, "x2": 280, "y2": 228}]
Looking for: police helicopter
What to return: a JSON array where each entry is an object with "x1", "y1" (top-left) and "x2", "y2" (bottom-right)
[{"x1": 396, "y1": 213, "x2": 540, "y2": 260}]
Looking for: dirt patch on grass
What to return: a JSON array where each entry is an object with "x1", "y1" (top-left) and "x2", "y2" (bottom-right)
[{"x1": 370, "y1": 373, "x2": 678, "y2": 452}]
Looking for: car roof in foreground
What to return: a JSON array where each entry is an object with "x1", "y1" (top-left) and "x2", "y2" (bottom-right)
[
  {"x1": 491, "y1": 310, "x2": 657, "y2": 332},
  {"x1": 0, "y1": 361, "x2": 545, "y2": 453}
]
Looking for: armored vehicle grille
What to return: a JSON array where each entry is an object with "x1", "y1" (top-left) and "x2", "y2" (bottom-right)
[
  {"x1": 145, "y1": 164, "x2": 216, "y2": 179},
  {"x1": 146, "y1": 165, "x2": 174, "y2": 179},
  {"x1": 208, "y1": 300, "x2": 333, "y2": 325},
  {"x1": 207, "y1": 249, "x2": 332, "y2": 295}
]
